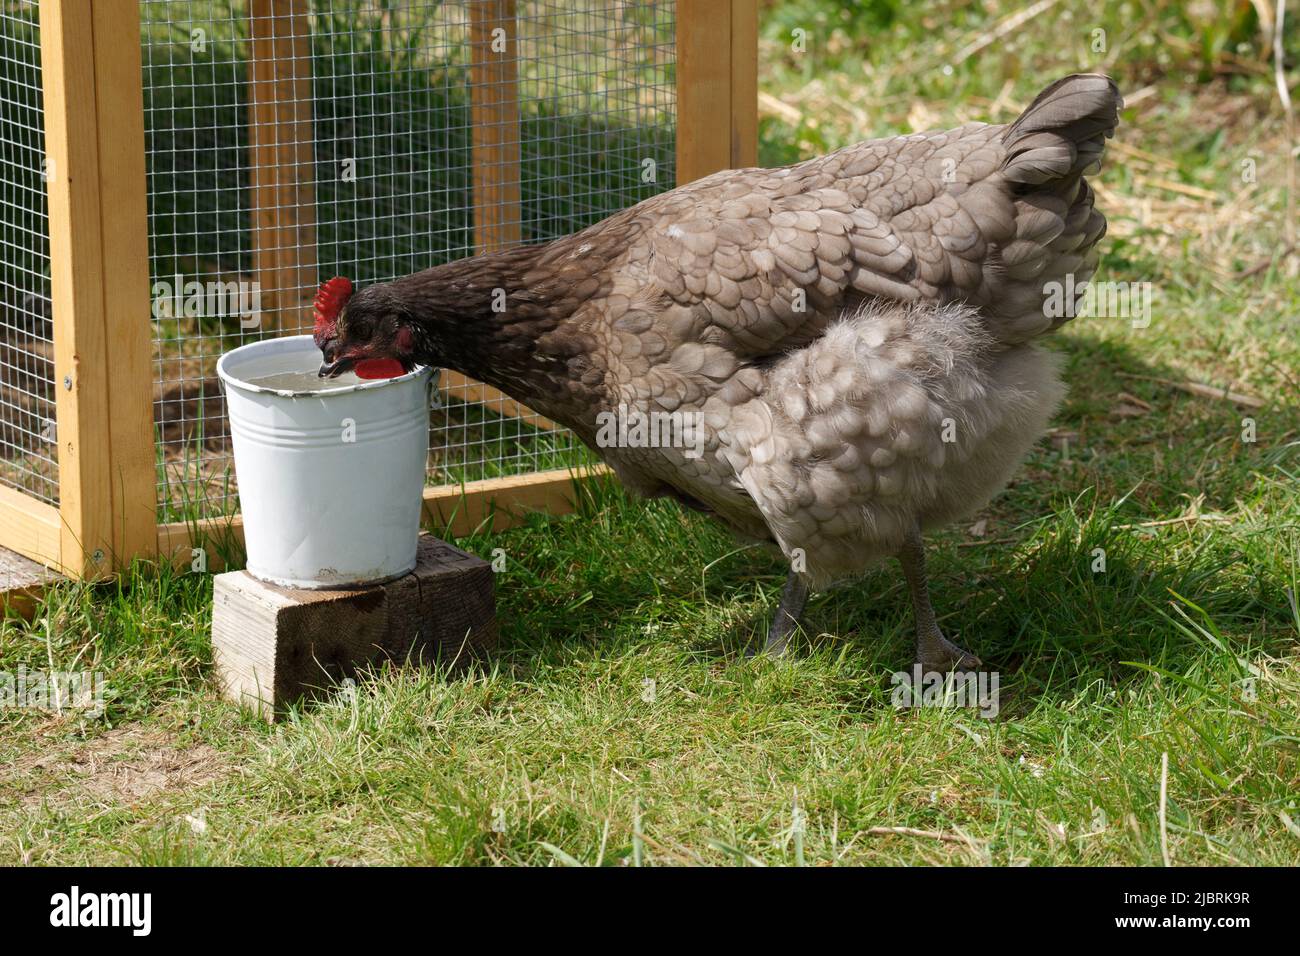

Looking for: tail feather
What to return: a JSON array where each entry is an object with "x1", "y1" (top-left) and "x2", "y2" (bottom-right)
[
  {"x1": 1001, "y1": 74, "x2": 1122, "y2": 185},
  {"x1": 973, "y1": 75, "x2": 1121, "y2": 342}
]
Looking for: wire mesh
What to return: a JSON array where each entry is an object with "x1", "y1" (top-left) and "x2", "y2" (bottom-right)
[
  {"x1": 0, "y1": 0, "x2": 57, "y2": 505},
  {"x1": 141, "y1": 0, "x2": 677, "y2": 522}
]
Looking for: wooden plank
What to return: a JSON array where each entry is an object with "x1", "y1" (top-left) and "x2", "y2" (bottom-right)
[
  {"x1": 470, "y1": 0, "x2": 522, "y2": 254},
  {"x1": 156, "y1": 465, "x2": 611, "y2": 570},
  {"x1": 420, "y1": 464, "x2": 610, "y2": 537},
  {"x1": 158, "y1": 514, "x2": 245, "y2": 575},
  {"x1": 90, "y1": 0, "x2": 158, "y2": 568},
  {"x1": 0, "y1": 542, "x2": 65, "y2": 620},
  {"x1": 0, "y1": 486, "x2": 61, "y2": 570},
  {"x1": 40, "y1": 0, "x2": 113, "y2": 578},
  {"x1": 249, "y1": 0, "x2": 317, "y2": 333},
  {"x1": 438, "y1": 369, "x2": 560, "y2": 431},
  {"x1": 729, "y1": 0, "x2": 758, "y2": 169},
  {"x1": 675, "y1": 0, "x2": 733, "y2": 184}
]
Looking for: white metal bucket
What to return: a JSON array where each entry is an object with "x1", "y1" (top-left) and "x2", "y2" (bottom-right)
[{"x1": 217, "y1": 335, "x2": 434, "y2": 589}]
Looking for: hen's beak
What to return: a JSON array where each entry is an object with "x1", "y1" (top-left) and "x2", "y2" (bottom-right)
[
  {"x1": 317, "y1": 339, "x2": 355, "y2": 378},
  {"x1": 318, "y1": 357, "x2": 356, "y2": 378}
]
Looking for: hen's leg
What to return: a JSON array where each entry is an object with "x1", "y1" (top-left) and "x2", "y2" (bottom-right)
[
  {"x1": 898, "y1": 524, "x2": 982, "y2": 673},
  {"x1": 758, "y1": 568, "x2": 808, "y2": 657}
]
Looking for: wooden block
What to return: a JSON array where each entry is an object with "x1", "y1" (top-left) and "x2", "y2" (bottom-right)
[
  {"x1": 0, "y1": 543, "x2": 65, "y2": 620},
  {"x1": 211, "y1": 536, "x2": 497, "y2": 719}
]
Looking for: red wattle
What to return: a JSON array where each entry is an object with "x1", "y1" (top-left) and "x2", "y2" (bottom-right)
[{"x1": 354, "y1": 358, "x2": 407, "y2": 379}]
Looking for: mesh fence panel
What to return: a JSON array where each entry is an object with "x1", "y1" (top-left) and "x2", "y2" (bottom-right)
[
  {"x1": 0, "y1": 0, "x2": 57, "y2": 505},
  {"x1": 142, "y1": 0, "x2": 676, "y2": 522}
]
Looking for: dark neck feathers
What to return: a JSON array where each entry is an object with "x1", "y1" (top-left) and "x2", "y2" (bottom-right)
[{"x1": 387, "y1": 235, "x2": 615, "y2": 413}]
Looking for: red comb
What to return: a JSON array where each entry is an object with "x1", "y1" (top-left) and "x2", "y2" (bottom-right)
[{"x1": 313, "y1": 276, "x2": 353, "y2": 336}]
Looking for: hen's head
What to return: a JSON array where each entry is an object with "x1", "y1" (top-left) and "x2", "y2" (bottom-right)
[{"x1": 314, "y1": 276, "x2": 418, "y2": 378}]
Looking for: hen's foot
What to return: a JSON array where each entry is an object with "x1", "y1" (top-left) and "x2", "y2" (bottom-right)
[
  {"x1": 916, "y1": 629, "x2": 982, "y2": 674},
  {"x1": 898, "y1": 522, "x2": 983, "y2": 674},
  {"x1": 750, "y1": 568, "x2": 808, "y2": 658}
]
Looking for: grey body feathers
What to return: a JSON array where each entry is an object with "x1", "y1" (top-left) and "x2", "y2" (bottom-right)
[
  {"x1": 405, "y1": 75, "x2": 1121, "y2": 590},
  {"x1": 577, "y1": 75, "x2": 1120, "y2": 585}
]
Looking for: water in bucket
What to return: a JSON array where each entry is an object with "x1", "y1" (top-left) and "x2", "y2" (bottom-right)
[{"x1": 241, "y1": 368, "x2": 371, "y2": 392}]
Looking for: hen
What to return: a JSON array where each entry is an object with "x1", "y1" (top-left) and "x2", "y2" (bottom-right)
[{"x1": 315, "y1": 74, "x2": 1122, "y2": 669}]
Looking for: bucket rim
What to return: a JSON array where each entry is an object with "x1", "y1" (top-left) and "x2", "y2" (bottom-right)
[{"x1": 217, "y1": 334, "x2": 435, "y2": 397}]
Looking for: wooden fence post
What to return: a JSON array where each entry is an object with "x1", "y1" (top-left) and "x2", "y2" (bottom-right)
[
  {"x1": 40, "y1": 0, "x2": 156, "y2": 577},
  {"x1": 454, "y1": 2, "x2": 549, "y2": 423},
  {"x1": 470, "y1": 0, "x2": 522, "y2": 254},
  {"x1": 676, "y1": 0, "x2": 758, "y2": 184},
  {"x1": 729, "y1": 0, "x2": 758, "y2": 170},
  {"x1": 249, "y1": 0, "x2": 317, "y2": 333}
]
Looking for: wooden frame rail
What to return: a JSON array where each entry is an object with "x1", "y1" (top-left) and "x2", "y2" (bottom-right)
[
  {"x1": 156, "y1": 465, "x2": 610, "y2": 571},
  {"x1": 0, "y1": 485, "x2": 61, "y2": 569},
  {"x1": 438, "y1": 370, "x2": 559, "y2": 430}
]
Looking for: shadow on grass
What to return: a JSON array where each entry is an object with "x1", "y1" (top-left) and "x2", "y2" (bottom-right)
[{"x1": 490, "y1": 327, "x2": 1294, "y2": 716}]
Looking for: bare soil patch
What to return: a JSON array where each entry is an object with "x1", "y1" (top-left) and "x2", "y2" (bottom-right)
[{"x1": 5, "y1": 723, "x2": 228, "y2": 811}]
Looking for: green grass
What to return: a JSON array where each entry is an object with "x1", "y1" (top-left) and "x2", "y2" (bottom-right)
[
  {"x1": 2, "y1": 467, "x2": 1297, "y2": 865},
  {"x1": 1, "y1": 0, "x2": 1299, "y2": 865}
]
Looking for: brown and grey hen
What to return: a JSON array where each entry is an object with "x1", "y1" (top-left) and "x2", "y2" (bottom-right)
[{"x1": 316, "y1": 74, "x2": 1123, "y2": 669}]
